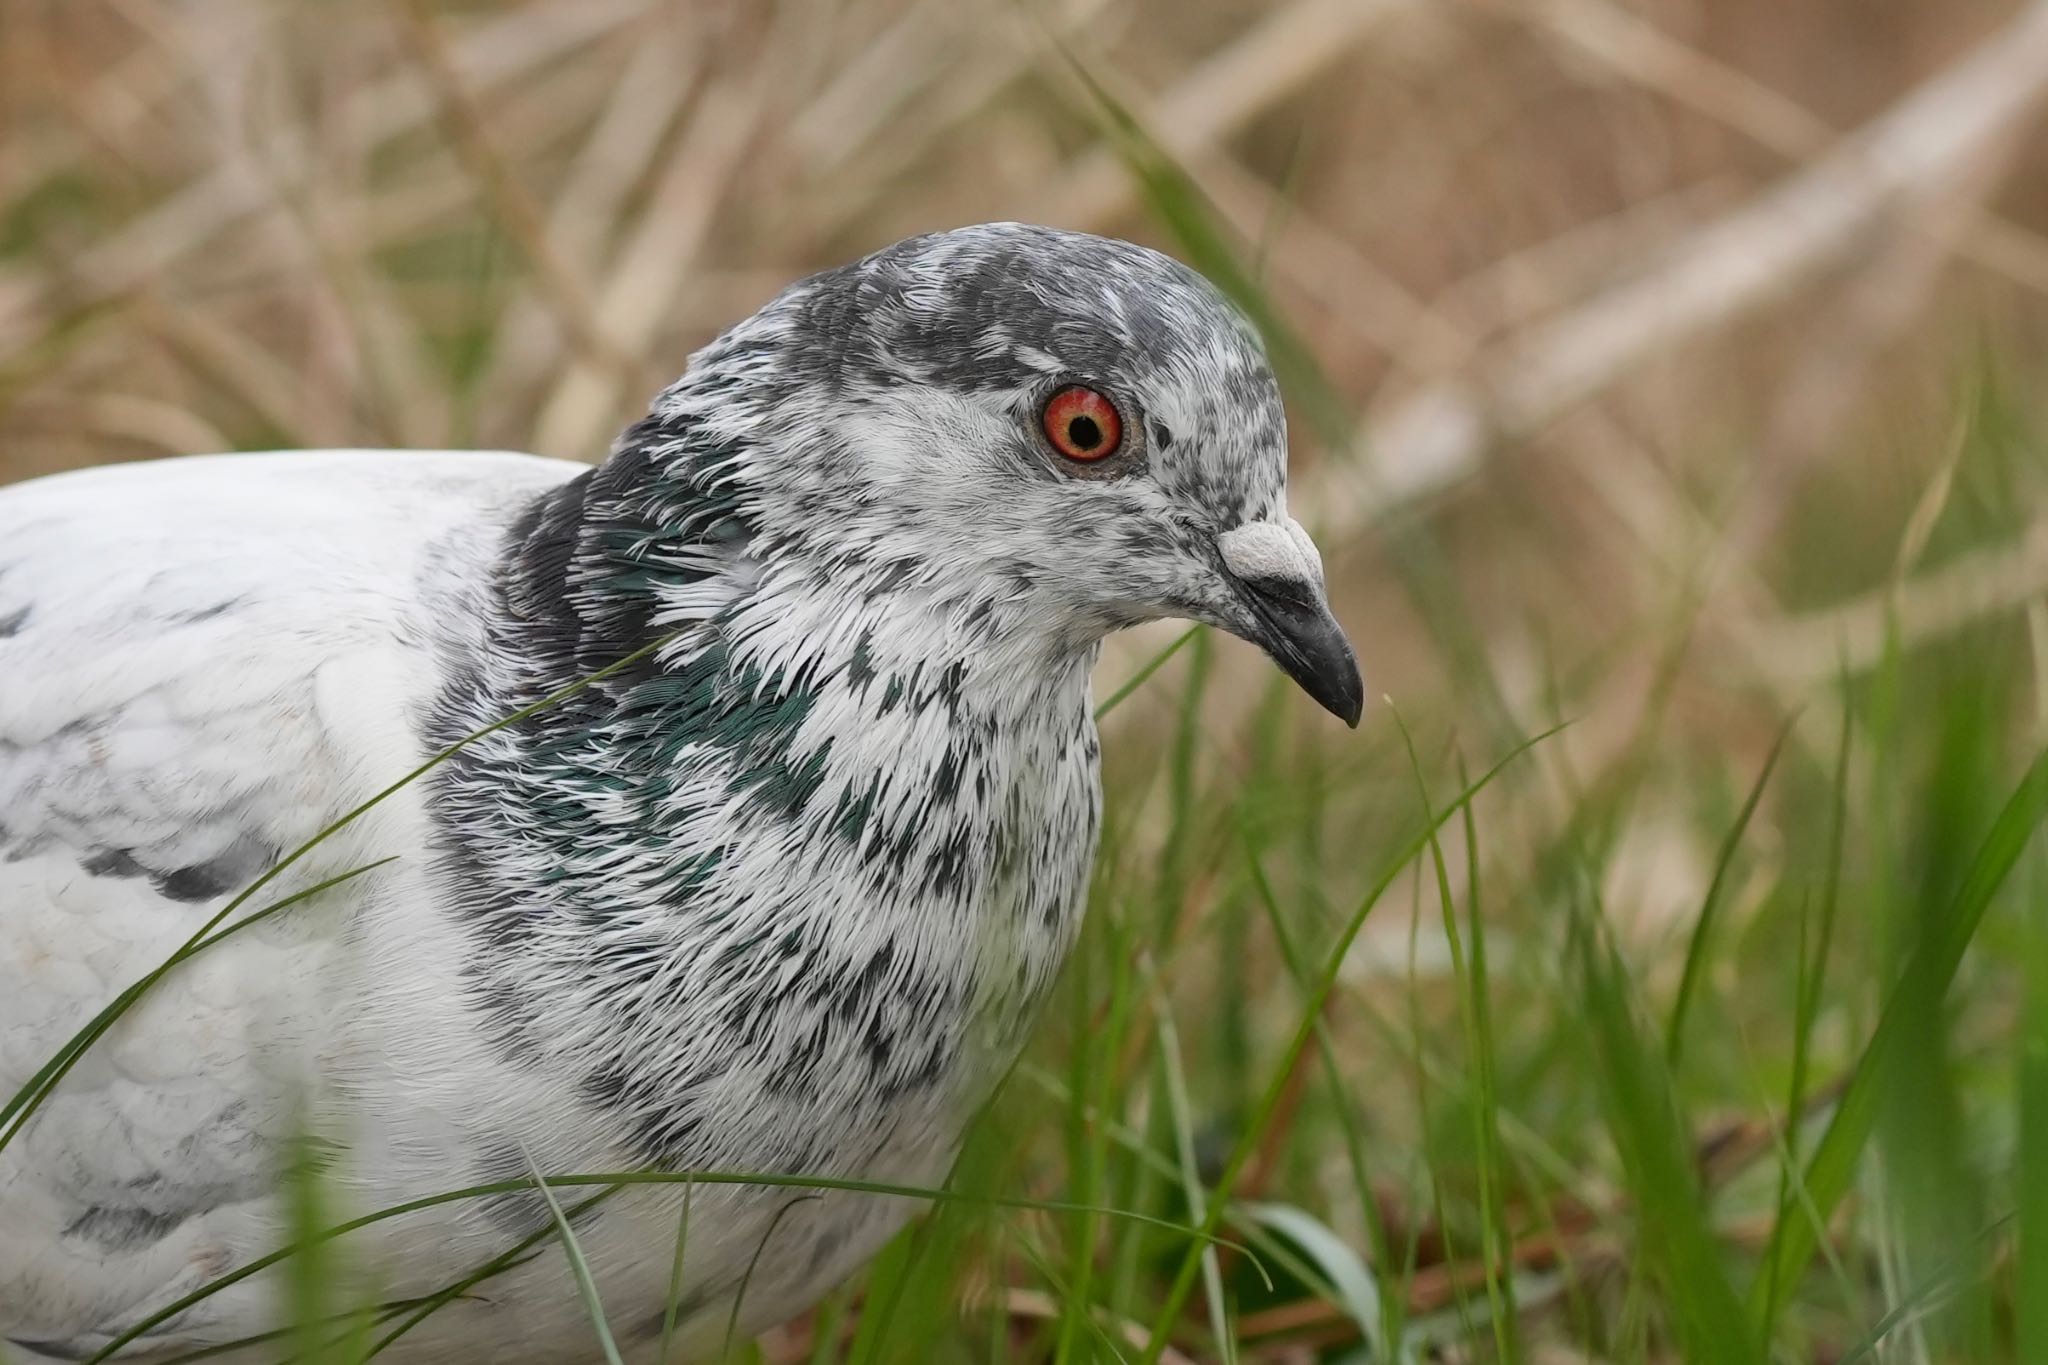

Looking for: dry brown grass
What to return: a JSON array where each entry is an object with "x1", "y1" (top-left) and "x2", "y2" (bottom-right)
[{"x1": 3, "y1": 0, "x2": 2044, "y2": 697}]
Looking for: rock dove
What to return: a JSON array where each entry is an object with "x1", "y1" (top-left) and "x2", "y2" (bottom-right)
[{"x1": 0, "y1": 222, "x2": 1360, "y2": 1362}]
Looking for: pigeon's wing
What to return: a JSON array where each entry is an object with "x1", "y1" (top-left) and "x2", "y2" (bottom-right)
[{"x1": 0, "y1": 449, "x2": 576, "y2": 1354}]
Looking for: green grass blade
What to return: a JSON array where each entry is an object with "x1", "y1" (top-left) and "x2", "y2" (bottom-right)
[
  {"x1": 1142, "y1": 957, "x2": 1232, "y2": 1357},
  {"x1": 722, "y1": 1196, "x2": 821, "y2": 1359},
  {"x1": 364, "y1": 1187, "x2": 622, "y2": 1360},
  {"x1": 1095, "y1": 625, "x2": 1201, "y2": 720},
  {"x1": 844, "y1": 1217, "x2": 936, "y2": 1364},
  {"x1": 1666, "y1": 717, "x2": 1793, "y2": 1069},
  {"x1": 1392, "y1": 717, "x2": 1518, "y2": 1361},
  {"x1": 1762, "y1": 688, "x2": 1854, "y2": 1334},
  {"x1": 517, "y1": 1147, "x2": 625, "y2": 1365},
  {"x1": 1575, "y1": 905, "x2": 1763, "y2": 1365},
  {"x1": 1458, "y1": 752, "x2": 1518, "y2": 1364},
  {"x1": 1796, "y1": 697, "x2": 1854, "y2": 1144},
  {"x1": 161, "y1": 1197, "x2": 621, "y2": 1364},
  {"x1": 1835, "y1": 1211, "x2": 2015, "y2": 1365},
  {"x1": 1240, "y1": 831, "x2": 1401, "y2": 1354},
  {"x1": 282, "y1": 1127, "x2": 349, "y2": 1365},
  {"x1": 2020, "y1": 841, "x2": 2048, "y2": 1361},
  {"x1": 804, "y1": 1286, "x2": 851, "y2": 1365},
  {"x1": 85, "y1": 1168, "x2": 1245, "y2": 1364},
  {"x1": 1749, "y1": 744, "x2": 2048, "y2": 1321},
  {"x1": 1007, "y1": 1226, "x2": 1142, "y2": 1364},
  {"x1": 657, "y1": 1177, "x2": 695, "y2": 1364},
  {"x1": 1055, "y1": 909, "x2": 1100, "y2": 1365},
  {"x1": 1137, "y1": 725, "x2": 1561, "y2": 1362}
]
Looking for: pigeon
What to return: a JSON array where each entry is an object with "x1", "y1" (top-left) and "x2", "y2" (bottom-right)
[{"x1": 0, "y1": 222, "x2": 1361, "y2": 1363}]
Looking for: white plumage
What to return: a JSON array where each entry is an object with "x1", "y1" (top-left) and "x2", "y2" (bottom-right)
[{"x1": 1, "y1": 452, "x2": 599, "y2": 1359}]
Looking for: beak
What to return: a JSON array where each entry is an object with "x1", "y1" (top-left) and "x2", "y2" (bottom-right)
[{"x1": 1231, "y1": 573, "x2": 1364, "y2": 727}]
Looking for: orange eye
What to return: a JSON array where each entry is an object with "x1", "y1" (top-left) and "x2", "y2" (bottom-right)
[{"x1": 1042, "y1": 386, "x2": 1123, "y2": 462}]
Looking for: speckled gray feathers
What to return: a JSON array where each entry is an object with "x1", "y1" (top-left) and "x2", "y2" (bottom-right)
[{"x1": 426, "y1": 226, "x2": 1293, "y2": 1195}]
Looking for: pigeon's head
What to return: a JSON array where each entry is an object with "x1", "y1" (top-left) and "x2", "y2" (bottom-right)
[{"x1": 657, "y1": 222, "x2": 1362, "y2": 725}]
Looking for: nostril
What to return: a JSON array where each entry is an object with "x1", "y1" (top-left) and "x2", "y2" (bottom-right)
[{"x1": 1218, "y1": 520, "x2": 1319, "y2": 588}]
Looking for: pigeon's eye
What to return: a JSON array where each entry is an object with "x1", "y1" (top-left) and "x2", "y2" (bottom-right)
[{"x1": 1042, "y1": 386, "x2": 1123, "y2": 463}]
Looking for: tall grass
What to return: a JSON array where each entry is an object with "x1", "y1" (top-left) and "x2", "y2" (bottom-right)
[{"x1": 5, "y1": 3, "x2": 2048, "y2": 1361}]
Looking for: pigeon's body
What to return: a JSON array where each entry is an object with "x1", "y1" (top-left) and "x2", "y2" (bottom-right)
[
  {"x1": 0, "y1": 225, "x2": 1359, "y2": 1362},
  {"x1": 1, "y1": 446, "x2": 1086, "y2": 1361}
]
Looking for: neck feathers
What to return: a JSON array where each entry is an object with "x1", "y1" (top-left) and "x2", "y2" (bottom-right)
[{"x1": 421, "y1": 412, "x2": 1101, "y2": 1167}]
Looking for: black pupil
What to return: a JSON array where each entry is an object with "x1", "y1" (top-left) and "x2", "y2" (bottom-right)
[{"x1": 1066, "y1": 414, "x2": 1102, "y2": 449}]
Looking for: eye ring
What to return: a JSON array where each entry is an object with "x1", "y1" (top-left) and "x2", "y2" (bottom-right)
[{"x1": 1041, "y1": 386, "x2": 1124, "y2": 463}]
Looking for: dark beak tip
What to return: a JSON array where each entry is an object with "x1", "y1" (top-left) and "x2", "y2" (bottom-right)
[
  {"x1": 1229, "y1": 573, "x2": 1364, "y2": 730},
  {"x1": 1278, "y1": 625, "x2": 1363, "y2": 728},
  {"x1": 1321, "y1": 650, "x2": 1366, "y2": 729},
  {"x1": 1337, "y1": 686, "x2": 1364, "y2": 729}
]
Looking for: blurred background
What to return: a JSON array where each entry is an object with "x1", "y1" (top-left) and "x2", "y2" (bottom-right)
[{"x1": 6, "y1": 0, "x2": 2048, "y2": 1361}]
